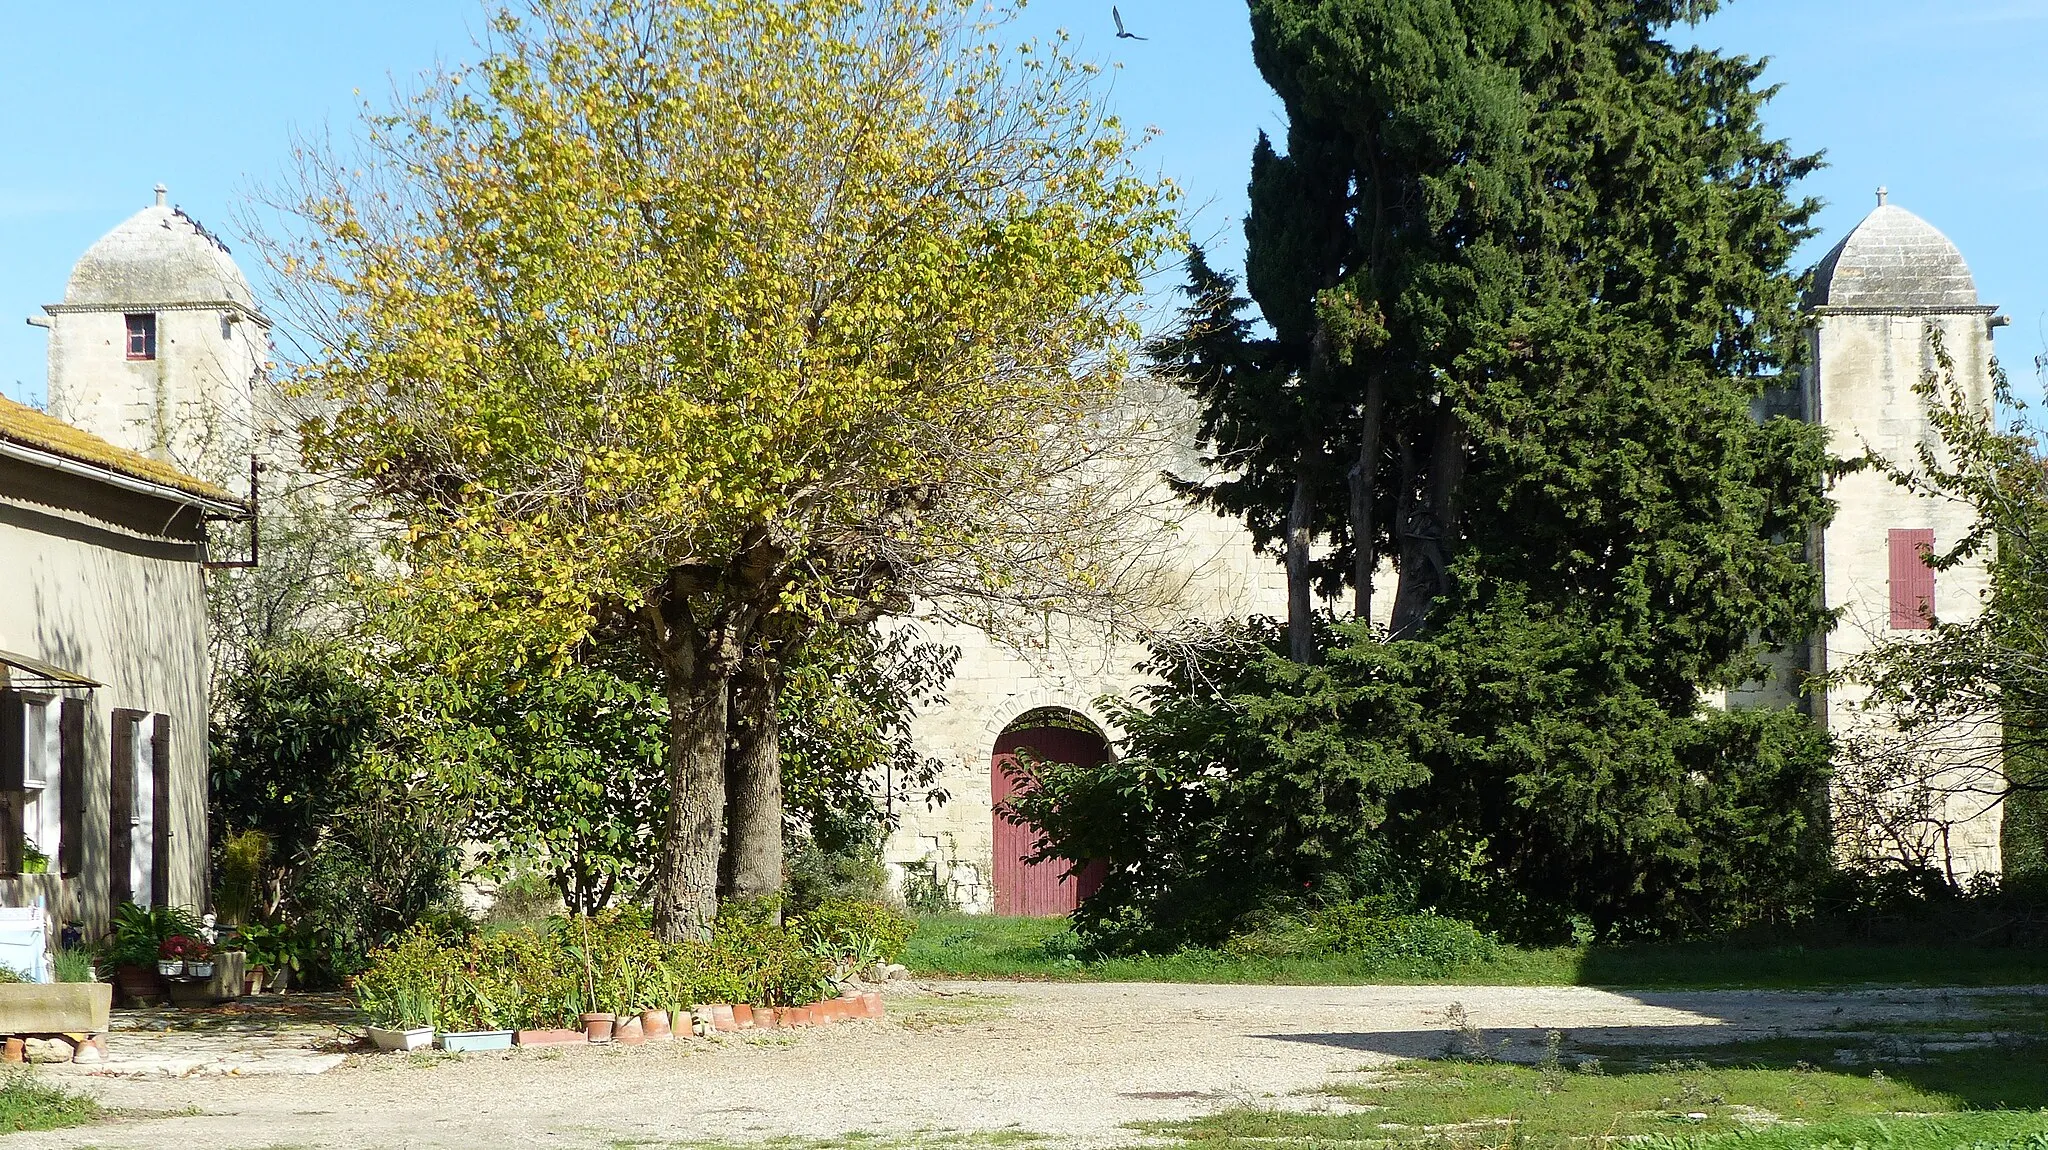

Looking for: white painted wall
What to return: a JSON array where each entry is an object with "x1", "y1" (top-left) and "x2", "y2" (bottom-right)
[{"x1": 0, "y1": 462, "x2": 213, "y2": 927}]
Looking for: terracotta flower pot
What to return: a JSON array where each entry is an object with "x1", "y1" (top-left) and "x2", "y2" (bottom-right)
[
  {"x1": 708, "y1": 1003, "x2": 737, "y2": 1033},
  {"x1": 783, "y1": 1005, "x2": 811, "y2": 1027},
  {"x1": 821, "y1": 999, "x2": 845, "y2": 1023},
  {"x1": 860, "y1": 991, "x2": 884, "y2": 1020},
  {"x1": 581, "y1": 1012, "x2": 615, "y2": 1043},
  {"x1": 640, "y1": 1009, "x2": 672, "y2": 1041},
  {"x1": 614, "y1": 1014, "x2": 646, "y2": 1045},
  {"x1": 2, "y1": 1038, "x2": 21, "y2": 1064},
  {"x1": 514, "y1": 1028, "x2": 587, "y2": 1047},
  {"x1": 114, "y1": 963, "x2": 166, "y2": 1007},
  {"x1": 750, "y1": 1004, "x2": 777, "y2": 1030},
  {"x1": 732, "y1": 1003, "x2": 754, "y2": 1030}
]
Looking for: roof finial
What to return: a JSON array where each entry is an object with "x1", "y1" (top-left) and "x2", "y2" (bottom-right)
[
  {"x1": 1876, "y1": 186, "x2": 1888, "y2": 207},
  {"x1": 153, "y1": 184, "x2": 167, "y2": 207}
]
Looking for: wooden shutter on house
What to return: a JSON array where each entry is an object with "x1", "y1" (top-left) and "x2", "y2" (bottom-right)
[
  {"x1": 109, "y1": 710, "x2": 138, "y2": 908},
  {"x1": 0, "y1": 691, "x2": 23, "y2": 877},
  {"x1": 58, "y1": 700, "x2": 85, "y2": 878},
  {"x1": 1889, "y1": 528, "x2": 1937, "y2": 630},
  {"x1": 149, "y1": 715, "x2": 171, "y2": 908}
]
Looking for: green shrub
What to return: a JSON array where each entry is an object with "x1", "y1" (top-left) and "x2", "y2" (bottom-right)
[
  {"x1": 100, "y1": 903, "x2": 204, "y2": 970},
  {"x1": 793, "y1": 898, "x2": 914, "y2": 968},
  {"x1": 1313, "y1": 909, "x2": 1499, "y2": 967},
  {"x1": 785, "y1": 838, "x2": 892, "y2": 914},
  {"x1": 482, "y1": 868, "x2": 563, "y2": 928},
  {"x1": 355, "y1": 907, "x2": 843, "y2": 1034},
  {"x1": 352, "y1": 926, "x2": 451, "y2": 1031},
  {"x1": 213, "y1": 830, "x2": 270, "y2": 926},
  {"x1": 1014, "y1": 612, "x2": 1833, "y2": 952}
]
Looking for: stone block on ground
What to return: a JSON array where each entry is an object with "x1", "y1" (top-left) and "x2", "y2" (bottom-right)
[
  {"x1": 24, "y1": 1036, "x2": 75, "y2": 1064},
  {"x1": 0, "y1": 984, "x2": 112, "y2": 1034}
]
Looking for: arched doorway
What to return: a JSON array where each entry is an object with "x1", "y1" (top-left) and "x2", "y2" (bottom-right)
[{"x1": 991, "y1": 708, "x2": 1110, "y2": 917}]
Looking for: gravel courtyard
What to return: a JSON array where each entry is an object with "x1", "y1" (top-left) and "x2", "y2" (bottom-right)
[{"x1": 12, "y1": 980, "x2": 2043, "y2": 1149}]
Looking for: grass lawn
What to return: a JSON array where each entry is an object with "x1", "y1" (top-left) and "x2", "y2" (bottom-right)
[
  {"x1": 0, "y1": 1072, "x2": 101, "y2": 1133},
  {"x1": 1150, "y1": 1036, "x2": 2048, "y2": 1150},
  {"x1": 904, "y1": 914, "x2": 2048, "y2": 990}
]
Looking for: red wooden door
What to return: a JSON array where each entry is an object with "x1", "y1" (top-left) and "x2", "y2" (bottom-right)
[{"x1": 992, "y1": 722, "x2": 1110, "y2": 917}]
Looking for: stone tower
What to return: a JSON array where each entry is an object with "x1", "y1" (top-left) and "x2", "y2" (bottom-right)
[
  {"x1": 1803, "y1": 192, "x2": 2004, "y2": 880},
  {"x1": 34, "y1": 186, "x2": 270, "y2": 491}
]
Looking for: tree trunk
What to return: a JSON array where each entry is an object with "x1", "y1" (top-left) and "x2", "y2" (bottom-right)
[
  {"x1": 1390, "y1": 401, "x2": 1467, "y2": 637},
  {"x1": 1286, "y1": 464, "x2": 1318, "y2": 663},
  {"x1": 650, "y1": 644, "x2": 732, "y2": 941},
  {"x1": 1349, "y1": 374, "x2": 1386, "y2": 624},
  {"x1": 720, "y1": 651, "x2": 784, "y2": 904}
]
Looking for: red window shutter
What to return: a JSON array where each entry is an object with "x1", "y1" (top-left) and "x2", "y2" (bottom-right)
[
  {"x1": 109, "y1": 710, "x2": 139, "y2": 908},
  {"x1": 58, "y1": 700, "x2": 86, "y2": 878},
  {"x1": 1889, "y1": 529, "x2": 1936, "y2": 630}
]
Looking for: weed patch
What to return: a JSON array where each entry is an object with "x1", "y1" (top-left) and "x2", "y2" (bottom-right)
[{"x1": 0, "y1": 1072, "x2": 101, "y2": 1132}]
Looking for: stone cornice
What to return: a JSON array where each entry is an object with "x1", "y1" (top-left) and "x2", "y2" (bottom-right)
[
  {"x1": 41, "y1": 299, "x2": 272, "y2": 328},
  {"x1": 1808, "y1": 305, "x2": 2000, "y2": 318}
]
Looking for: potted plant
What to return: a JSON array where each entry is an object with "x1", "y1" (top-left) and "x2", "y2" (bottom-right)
[
  {"x1": 159, "y1": 935, "x2": 215, "y2": 980},
  {"x1": 439, "y1": 967, "x2": 515, "y2": 1053},
  {"x1": 362, "y1": 979, "x2": 439, "y2": 1052},
  {"x1": 353, "y1": 927, "x2": 448, "y2": 1052},
  {"x1": 102, "y1": 903, "x2": 201, "y2": 1006},
  {"x1": 228, "y1": 921, "x2": 304, "y2": 992}
]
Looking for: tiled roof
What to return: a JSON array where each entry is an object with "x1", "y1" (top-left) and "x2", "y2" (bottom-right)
[
  {"x1": 0, "y1": 396, "x2": 237, "y2": 506},
  {"x1": 1807, "y1": 204, "x2": 1980, "y2": 310}
]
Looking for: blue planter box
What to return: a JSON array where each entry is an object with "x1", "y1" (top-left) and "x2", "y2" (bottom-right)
[{"x1": 439, "y1": 1029, "x2": 514, "y2": 1053}]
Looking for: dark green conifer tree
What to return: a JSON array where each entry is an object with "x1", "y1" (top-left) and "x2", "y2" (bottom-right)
[{"x1": 1092, "y1": 0, "x2": 1842, "y2": 942}]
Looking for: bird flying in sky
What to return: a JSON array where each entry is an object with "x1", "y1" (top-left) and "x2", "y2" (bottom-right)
[{"x1": 1113, "y1": 5, "x2": 1147, "y2": 40}]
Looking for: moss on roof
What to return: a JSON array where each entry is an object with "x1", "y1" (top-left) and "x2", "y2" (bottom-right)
[{"x1": 0, "y1": 396, "x2": 237, "y2": 505}]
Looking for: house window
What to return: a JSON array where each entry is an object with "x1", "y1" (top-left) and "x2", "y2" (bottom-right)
[
  {"x1": 1889, "y1": 528, "x2": 1937, "y2": 630},
  {"x1": 124, "y1": 313, "x2": 156, "y2": 360},
  {"x1": 0, "y1": 692, "x2": 64, "y2": 876}
]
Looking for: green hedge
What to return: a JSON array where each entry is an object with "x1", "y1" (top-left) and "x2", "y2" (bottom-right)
[{"x1": 351, "y1": 899, "x2": 911, "y2": 1031}]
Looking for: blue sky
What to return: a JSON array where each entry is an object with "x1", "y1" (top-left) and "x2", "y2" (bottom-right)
[{"x1": 3, "y1": 1, "x2": 2044, "y2": 407}]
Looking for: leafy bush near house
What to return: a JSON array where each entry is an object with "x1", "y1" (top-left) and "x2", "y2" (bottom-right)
[{"x1": 790, "y1": 898, "x2": 914, "y2": 979}]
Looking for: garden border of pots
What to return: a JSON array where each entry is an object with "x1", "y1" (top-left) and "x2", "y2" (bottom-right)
[{"x1": 366, "y1": 989, "x2": 887, "y2": 1054}]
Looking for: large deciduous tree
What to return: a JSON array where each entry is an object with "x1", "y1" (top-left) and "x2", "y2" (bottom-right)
[{"x1": 264, "y1": 0, "x2": 1177, "y2": 937}]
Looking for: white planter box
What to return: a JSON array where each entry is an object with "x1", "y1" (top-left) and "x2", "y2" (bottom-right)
[{"x1": 367, "y1": 1025, "x2": 435, "y2": 1052}]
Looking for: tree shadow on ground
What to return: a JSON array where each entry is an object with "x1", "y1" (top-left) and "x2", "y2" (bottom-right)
[
  {"x1": 1569, "y1": 942, "x2": 2048, "y2": 989},
  {"x1": 1255, "y1": 1014, "x2": 2048, "y2": 1112}
]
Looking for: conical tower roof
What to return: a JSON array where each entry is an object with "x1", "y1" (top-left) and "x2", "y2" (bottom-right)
[
  {"x1": 62, "y1": 185, "x2": 257, "y2": 311},
  {"x1": 1807, "y1": 197, "x2": 1978, "y2": 310}
]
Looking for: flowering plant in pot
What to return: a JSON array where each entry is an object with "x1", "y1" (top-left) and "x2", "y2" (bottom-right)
[{"x1": 159, "y1": 935, "x2": 216, "y2": 980}]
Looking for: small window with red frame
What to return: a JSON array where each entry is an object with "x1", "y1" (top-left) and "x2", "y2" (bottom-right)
[{"x1": 124, "y1": 314, "x2": 156, "y2": 360}]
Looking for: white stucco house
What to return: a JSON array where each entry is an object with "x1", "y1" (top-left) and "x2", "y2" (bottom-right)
[
  {"x1": 0, "y1": 396, "x2": 240, "y2": 930},
  {"x1": 4, "y1": 185, "x2": 265, "y2": 931}
]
